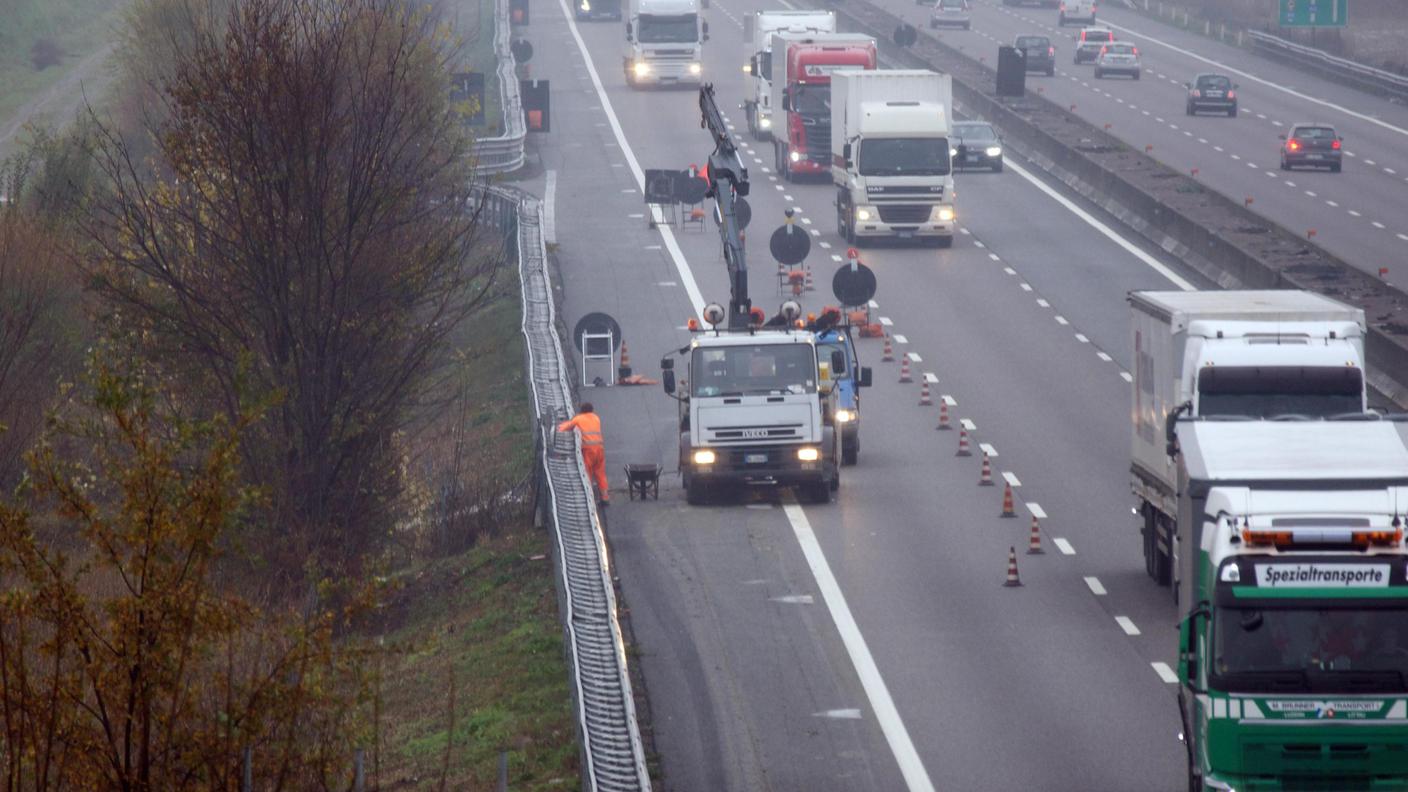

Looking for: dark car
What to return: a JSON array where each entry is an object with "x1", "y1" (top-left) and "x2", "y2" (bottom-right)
[
  {"x1": 574, "y1": 0, "x2": 622, "y2": 20},
  {"x1": 951, "y1": 121, "x2": 1003, "y2": 172},
  {"x1": 1015, "y1": 35, "x2": 1056, "y2": 76},
  {"x1": 1185, "y1": 73, "x2": 1237, "y2": 117},
  {"x1": 1280, "y1": 123, "x2": 1343, "y2": 172},
  {"x1": 1073, "y1": 27, "x2": 1114, "y2": 64}
]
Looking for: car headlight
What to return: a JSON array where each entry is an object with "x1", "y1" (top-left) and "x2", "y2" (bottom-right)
[
  {"x1": 950, "y1": 147, "x2": 959, "y2": 157},
  {"x1": 789, "y1": 150, "x2": 801, "y2": 162},
  {"x1": 692, "y1": 449, "x2": 716, "y2": 465},
  {"x1": 759, "y1": 116, "x2": 771, "y2": 129},
  {"x1": 579, "y1": 0, "x2": 589, "y2": 9},
  {"x1": 835, "y1": 409, "x2": 855, "y2": 423},
  {"x1": 934, "y1": 206, "x2": 955, "y2": 222},
  {"x1": 689, "y1": 62, "x2": 702, "y2": 75},
  {"x1": 797, "y1": 447, "x2": 820, "y2": 461},
  {"x1": 633, "y1": 61, "x2": 650, "y2": 77},
  {"x1": 855, "y1": 206, "x2": 874, "y2": 221},
  {"x1": 985, "y1": 146, "x2": 1002, "y2": 157}
]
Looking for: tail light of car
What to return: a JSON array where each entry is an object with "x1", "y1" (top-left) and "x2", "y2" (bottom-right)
[
  {"x1": 1099, "y1": 45, "x2": 1108, "y2": 55},
  {"x1": 1190, "y1": 89, "x2": 1201, "y2": 98},
  {"x1": 1048, "y1": 47, "x2": 1055, "y2": 55},
  {"x1": 1226, "y1": 90, "x2": 1235, "y2": 99},
  {"x1": 1287, "y1": 139, "x2": 1301, "y2": 151},
  {"x1": 1332, "y1": 139, "x2": 1341, "y2": 150},
  {"x1": 1131, "y1": 47, "x2": 1139, "y2": 55}
]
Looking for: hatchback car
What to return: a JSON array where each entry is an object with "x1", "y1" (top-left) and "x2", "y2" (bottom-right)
[
  {"x1": 1058, "y1": 0, "x2": 1096, "y2": 26},
  {"x1": 1015, "y1": 35, "x2": 1056, "y2": 76},
  {"x1": 1280, "y1": 123, "x2": 1342, "y2": 172},
  {"x1": 1186, "y1": 73, "x2": 1237, "y2": 117},
  {"x1": 930, "y1": 0, "x2": 972, "y2": 29},
  {"x1": 1073, "y1": 27, "x2": 1114, "y2": 64},
  {"x1": 1094, "y1": 42, "x2": 1140, "y2": 79},
  {"x1": 951, "y1": 121, "x2": 1004, "y2": 172}
]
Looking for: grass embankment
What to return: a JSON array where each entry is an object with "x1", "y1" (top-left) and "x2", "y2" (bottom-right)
[
  {"x1": 448, "y1": 0, "x2": 505, "y2": 137},
  {"x1": 0, "y1": 0, "x2": 126, "y2": 126},
  {"x1": 375, "y1": 273, "x2": 578, "y2": 789}
]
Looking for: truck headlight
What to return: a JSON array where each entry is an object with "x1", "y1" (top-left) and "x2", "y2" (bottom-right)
[
  {"x1": 835, "y1": 409, "x2": 855, "y2": 423},
  {"x1": 689, "y1": 62, "x2": 702, "y2": 75},
  {"x1": 855, "y1": 206, "x2": 875, "y2": 221},
  {"x1": 789, "y1": 150, "x2": 801, "y2": 162},
  {"x1": 633, "y1": 61, "x2": 650, "y2": 77},
  {"x1": 579, "y1": 0, "x2": 589, "y2": 9},
  {"x1": 985, "y1": 146, "x2": 1002, "y2": 157},
  {"x1": 692, "y1": 449, "x2": 716, "y2": 465},
  {"x1": 797, "y1": 447, "x2": 820, "y2": 461},
  {"x1": 759, "y1": 116, "x2": 771, "y2": 129},
  {"x1": 933, "y1": 206, "x2": 955, "y2": 222}
]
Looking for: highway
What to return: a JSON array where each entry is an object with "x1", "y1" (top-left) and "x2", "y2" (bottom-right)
[{"x1": 521, "y1": 0, "x2": 1404, "y2": 788}]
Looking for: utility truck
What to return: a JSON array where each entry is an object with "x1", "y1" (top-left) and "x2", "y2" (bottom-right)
[
  {"x1": 742, "y1": 10, "x2": 835, "y2": 140},
  {"x1": 1130, "y1": 290, "x2": 1367, "y2": 590},
  {"x1": 623, "y1": 0, "x2": 706, "y2": 87},
  {"x1": 1168, "y1": 418, "x2": 1408, "y2": 791},
  {"x1": 769, "y1": 33, "x2": 877, "y2": 181},
  {"x1": 831, "y1": 69, "x2": 956, "y2": 247}
]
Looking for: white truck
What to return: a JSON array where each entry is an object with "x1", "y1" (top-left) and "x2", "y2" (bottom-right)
[
  {"x1": 623, "y1": 0, "x2": 706, "y2": 87},
  {"x1": 742, "y1": 10, "x2": 835, "y2": 140},
  {"x1": 830, "y1": 69, "x2": 956, "y2": 247},
  {"x1": 1130, "y1": 290, "x2": 1368, "y2": 590},
  {"x1": 1169, "y1": 418, "x2": 1408, "y2": 791}
]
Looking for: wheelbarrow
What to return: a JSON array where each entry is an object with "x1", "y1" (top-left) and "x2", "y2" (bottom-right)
[{"x1": 623, "y1": 463, "x2": 662, "y2": 501}]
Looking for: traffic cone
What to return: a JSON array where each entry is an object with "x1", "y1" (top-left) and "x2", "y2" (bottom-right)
[
  {"x1": 618, "y1": 342, "x2": 633, "y2": 379},
  {"x1": 956, "y1": 426, "x2": 972, "y2": 457},
  {"x1": 918, "y1": 379, "x2": 933, "y2": 406},
  {"x1": 935, "y1": 399, "x2": 951, "y2": 431},
  {"x1": 1003, "y1": 547, "x2": 1023, "y2": 587},
  {"x1": 881, "y1": 335, "x2": 895, "y2": 362},
  {"x1": 979, "y1": 453, "x2": 994, "y2": 486},
  {"x1": 1000, "y1": 482, "x2": 1017, "y2": 518},
  {"x1": 1026, "y1": 515, "x2": 1045, "y2": 554},
  {"x1": 898, "y1": 356, "x2": 913, "y2": 383}
]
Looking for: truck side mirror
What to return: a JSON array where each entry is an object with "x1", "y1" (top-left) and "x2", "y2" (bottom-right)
[
  {"x1": 702, "y1": 20, "x2": 710, "y2": 41},
  {"x1": 1179, "y1": 604, "x2": 1211, "y2": 692},
  {"x1": 858, "y1": 366, "x2": 872, "y2": 388},
  {"x1": 842, "y1": 142, "x2": 852, "y2": 167},
  {"x1": 625, "y1": 22, "x2": 633, "y2": 41},
  {"x1": 781, "y1": 88, "x2": 791, "y2": 112},
  {"x1": 661, "y1": 357, "x2": 675, "y2": 394},
  {"x1": 1164, "y1": 401, "x2": 1191, "y2": 457}
]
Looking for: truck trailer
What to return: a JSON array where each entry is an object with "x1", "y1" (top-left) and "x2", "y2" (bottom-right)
[
  {"x1": 623, "y1": 0, "x2": 706, "y2": 87},
  {"x1": 769, "y1": 33, "x2": 877, "y2": 181},
  {"x1": 1130, "y1": 290, "x2": 1367, "y2": 592},
  {"x1": 742, "y1": 10, "x2": 835, "y2": 140}
]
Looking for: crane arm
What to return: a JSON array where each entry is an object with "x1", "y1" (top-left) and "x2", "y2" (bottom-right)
[{"x1": 699, "y1": 83, "x2": 752, "y2": 328}]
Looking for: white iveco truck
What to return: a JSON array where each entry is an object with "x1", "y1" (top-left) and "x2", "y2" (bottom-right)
[
  {"x1": 831, "y1": 69, "x2": 956, "y2": 247},
  {"x1": 1130, "y1": 290, "x2": 1368, "y2": 591},
  {"x1": 741, "y1": 9, "x2": 835, "y2": 140},
  {"x1": 623, "y1": 0, "x2": 706, "y2": 87}
]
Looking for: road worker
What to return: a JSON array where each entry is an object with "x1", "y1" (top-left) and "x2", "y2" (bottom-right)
[{"x1": 558, "y1": 402, "x2": 609, "y2": 506}]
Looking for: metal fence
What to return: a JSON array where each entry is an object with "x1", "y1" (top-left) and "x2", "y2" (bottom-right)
[
  {"x1": 471, "y1": 0, "x2": 527, "y2": 174},
  {"x1": 1246, "y1": 30, "x2": 1408, "y2": 102},
  {"x1": 477, "y1": 184, "x2": 652, "y2": 792}
]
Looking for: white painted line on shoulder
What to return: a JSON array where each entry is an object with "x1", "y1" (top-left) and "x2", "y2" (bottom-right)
[
  {"x1": 893, "y1": 334, "x2": 909, "y2": 344},
  {"x1": 1084, "y1": 576, "x2": 1107, "y2": 596},
  {"x1": 1075, "y1": 333, "x2": 1090, "y2": 343},
  {"x1": 1055, "y1": 316, "x2": 1069, "y2": 325},
  {"x1": 1326, "y1": 200, "x2": 1339, "y2": 207},
  {"x1": 1054, "y1": 538, "x2": 1075, "y2": 555},
  {"x1": 782, "y1": 502, "x2": 937, "y2": 792},
  {"x1": 819, "y1": 241, "x2": 831, "y2": 249},
  {"x1": 1349, "y1": 210, "x2": 1362, "y2": 217},
  {"x1": 1373, "y1": 221, "x2": 1386, "y2": 229},
  {"x1": 869, "y1": 300, "x2": 879, "y2": 308},
  {"x1": 879, "y1": 316, "x2": 894, "y2": 326},
  {"x1": 960, "y1": 418, "x2": 977, "y2": 432},
  {"x1": 1152, "y1": 662, "x2": 1179, "y2": 684},
  {"x1": 628, "y1": 213, "x2": 644, "y2": 218},
  {"x1": 1305, "y1": 190, "x2": 1316, "y2": 197},
  {"x1": 1120, "y1": 371, "x2": 1134, "y2": 383},
  {"x1": 923, "y1": 372, "x2": 939, "y2": 384},
  {"x1": 1037, "y1": 298, "x2": 1050, "y2": 308},
  {"x1": 1020, "y1": 283, "x2": 1033, "y2": 292},
  {"x1": 941, "y1": 395, "x2": 957, "y2": 407},
  {"x1": 644, "y1": 244, "x2": 662, "y2": 250},
  {"x1": 1026, "y1": 502, "x2": 1047, "y2": 520},
  {"x1": 978, "y1": 443, "x2": 999, "y2": 458},
  {"x1": 1002, "y1": 471, "x2": 1021, "y2": 488},
  {"x1": 1284, "y1": 181, "x2": 1296, "y2": 187},
  {"x1": 1116, "y1": 616, "x2": 1141, "y2": 636},
  {"x1": 1398, "y1": 233, "x2": 1408, "y2": 242},
  {"x1": 988, "y1": 252, "x2": 1001, "y2": 261},
  {"x1": 907, "y1": 352, "x2": 923, "y2": 363},
  {"x1": 1097, "y1": 351, "x2": 1113, "y2": 362},
  {"x1": 784, "y1": 194, "x2": 794, "y2": 201},
  {"x1": 831, "y1": 254, "x2": 843, "y2": 262},
  {"x1": 1003, "y1": 267, "x2": 1017, "y2": 275}
]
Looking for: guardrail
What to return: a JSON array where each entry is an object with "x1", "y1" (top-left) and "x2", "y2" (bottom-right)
[
  {"x1": 471, "y1": 0, "x2": 527, "y2": 174},
  {"x1": 1245, "y1": 31, "x2": 1408, "y2": 102},
  {"x1": 476, "y1": 183, "x2": 652, "y2": 792}
]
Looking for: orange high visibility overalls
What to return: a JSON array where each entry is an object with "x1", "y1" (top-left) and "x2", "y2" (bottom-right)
[{"x1": 558, "y1": 411, "x2": 608, "y2": 502}]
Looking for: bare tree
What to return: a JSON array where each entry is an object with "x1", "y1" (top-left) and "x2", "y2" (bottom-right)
[{"x1": 81, "y1": 0, "x2": 497, "y2": 579}]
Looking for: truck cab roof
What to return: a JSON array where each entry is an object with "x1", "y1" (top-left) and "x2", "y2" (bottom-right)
[{"x1": 691, "y1": 329, "x2": 817, "y2": 348}]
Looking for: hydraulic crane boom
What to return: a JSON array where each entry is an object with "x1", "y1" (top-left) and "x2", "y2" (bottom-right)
[{"x1": 699, "y1": 83, "x2": 752, "y2": 329}]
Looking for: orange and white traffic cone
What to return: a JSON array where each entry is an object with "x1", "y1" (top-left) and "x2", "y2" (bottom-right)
[
  {"x1": 1027, "y1": 515, "x2": 1045, "y2": 554},
  {"x1": 898, "y1": 356, "x2": 913, "y2": 383},
  {"x1": 881, "y1": 335, "x2": 895, "y2": 362},
  {"x1": 956, "y1": 426, "x2": 972, "y2": 457},
  {"x1": 1003, "y1": 547, "x2": 1023, "y2": 587},
  {"x1": 918, "y1": 378, "x2": 933, "y2": 406},
  {"x1": 979, "y1": 453, "x2": 994, "y2": 486},
  {"x1": 1000, "y1": 482, "x2": 1017, "y2": 518},
  {"x1": 935, "y1": 398, "x2": 951, "y2": 431}
]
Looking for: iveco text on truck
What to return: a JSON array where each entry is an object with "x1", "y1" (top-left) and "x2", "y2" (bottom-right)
[
  {"x1": 1167, "y1": 419, "x2": 1408, "y2": 791},
  {"x1": 831, "y1": 69, "x2": 956, "y2": 246},
  {"x1": 1129, "y1": 290, "x2": 1368, "y2": 591},
  {"x1": 770, "y1": 33, "x2": 877, "y2": 181},
  {"x1": 742, "y1": 10, "x2": 835, "y2": 140},
  {"x1": 624, "y1": 0, "x2": 706, "y2": 87}
]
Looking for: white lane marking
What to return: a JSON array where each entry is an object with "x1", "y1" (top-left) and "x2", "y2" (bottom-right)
[
  {"x1": 1084, "y1": 576, "x2": 1107, "y2": 596},
  {"x1": 1120, "y1": 371, "x2": 1134, "y2": 382},
  {"x1": 923, "y1": 372, "x2": 939, "y2": 384},
  {"x1": 1197, "y1": 137, "x2": 1207, "y2": 144},
  {"x1": 784, "y1": 194, "x2": 794, "y2": 201},
  {"x1": 832, "y1": 254, "x2": 844, "y2": 261},
  {"x1": 1102, "y1": 19, "x2": 1408, "y2": 140},
  {"x1": 1026, "y1": 502, "x2": 1047, "y2": 520},
  {"x1": 1097, "y1": 351, "x2": 1113, "y2": 362},
  {"x1": 1019, "y1": 283, "x2": 1033, "y2": 292},
  {"x1": 1366, "y1": 159, "x2": 1377, "y2": 166},
  {"x1": 770, "y1": 594, "x2": 815, "y2": 604},
  {"x1": 628, "y1": 212, "x2": 644, "y2": 218},
  {"x1": 941, "y1": 394, "x2": 957, "y2": 407},
  {"x1": 907, "y1": 352, "x2": 923, "y2": 363},
  {"x1": 801, "y1": 218, "x2": 813, "y2": 225},
  {"x1": 1152, "y1": 662, "x2": 1179, "y2": 684},
  {"x1": 544, "y1": 170, "x2": 558, "y2": 243},
  {"x1": 1116, "y1": 616, "x2": 1142, "y2": 636},
  {"x1": 1213, "y1": 145, "x2": 1224, "y2": 152},
  {"x1": 1398, "y1": 233, "x2": 1408, "y2": 242},
  {"x1": 1305, "y1": 190, "x2": 1317, "y2": 197},
  {"x1": 893, "y1": 334, "x2": 909, "y2": 344},
  {"x1": 1055, "y1": 315, "x2": 1069, "y2": 325},
  {"x1": 1284, "y1": 180, "x2": 1296, "y2": 187},
  {"x1": 1075, "y1": 333, "x2": 1090, "y2": 343},
  {"x1": 1003, "y1": 267, "x2": 1017, "y2": 275},
  {"x1": 979, "y1": 443, "x2": 999, "y2": 458},
  {"x1": 810, "y1": 229, "x2": 820, "y2": 236},
  {"x1": 1054, "y1": 538, "x2": 1076, "y2": 555},
  {"x1": 819, "y1": 241, "x2": 832, "y2": 249},
  {"x1": 1037, "y1": 298, "x2": 1050, "y2": 308},
  {"x1": 1387, "y1": 168, "x2": 1398, "y2": 175},
  {"x1": 1002, "y1": 471, "x2": 1021, "y2": 487},
  {"x1": 1327, "y1": 200, "x2": 1339, "y2": 207},
  {"x1": 1230, "y1": 154, "x2": 1241, "y2": 161},
  {"x1": 1003, "y1": 159, "x2": 1195, "y2": 290},
  {"x1": 879, "y1": 316, "x2": 894, "y2": 326},
  {"x1": 1372, "y1": 221, "x2": 1386, "y2": 229},
  {"x1": 972, "y1": 239, "x2": 984, "y2": 247},
  {"x1": 813, "y1": 708, "x2": 864, "y2": 720},
  {"x1": 1349, "y1": 210, "x2": 1362, "y2": 217},
  {"x1": 782, "y1": 503, "x2": 937, "y2": 792},
  {"x1": 988, "y1": 252, "x2": 1001, "y2": 261},
  {"x1": 960, "y1": 418, "x2": 977, "y2": 432},
  {"x1": 644, "y1": 244, "x2": 662, "y2": 250}
]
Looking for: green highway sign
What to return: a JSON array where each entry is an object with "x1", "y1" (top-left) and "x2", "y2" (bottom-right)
[{"x1": 1279, "y1": 0, "x2": 1348, "y2": 28}]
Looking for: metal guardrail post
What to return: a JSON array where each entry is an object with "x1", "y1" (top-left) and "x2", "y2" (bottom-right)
[{"x1": 1244, "y1": 30, "x2": 1408, "y2": 101}]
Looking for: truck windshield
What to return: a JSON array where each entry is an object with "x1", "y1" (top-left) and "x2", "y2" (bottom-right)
[
  {"x1": 638, "y1": 14, "x2": 698, "y2": 43},
  {"x1": 791, "y1": 84, "x2": 830, "y2": 116},
  {"x1": 692, "y1": 344, "x2": 817, "y2": 397},
  {"x1": 1197, "y1": 365, "x2": 1363, "y2": 417},
  {"x1": 859, "y1": 138, "x2": 952, "y2": 176},
  {"x1": 1213, "y1": 606, "x2": 1408, "y2": 692}
]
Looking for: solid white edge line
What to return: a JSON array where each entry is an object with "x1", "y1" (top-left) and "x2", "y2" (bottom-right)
[
  {"x1": 1005, "y1": 159, "x2": 1196, "y2": 291},
  {"x1": 783, "y1": 503, "x2": 937, "y2": 792},
  {"x1": 557, "y1": 0, "x2": 706, "y2": 317}
]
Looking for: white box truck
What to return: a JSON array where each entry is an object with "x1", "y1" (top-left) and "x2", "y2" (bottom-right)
[
  {"x1": 831, "y1": 69, "x2": 956, "y2": 247},
  {"x1": 742, "y1": 10, "x2": 835, "y2": 140},
  {"x1": 1130, "y1": 290, "x2": 1368, "y2": 589},
  {"x1": 623, "y1": 0, "x2": 706, "y2": 87}
]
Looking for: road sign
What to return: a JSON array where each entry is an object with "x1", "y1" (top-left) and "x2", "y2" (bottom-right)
[{"x1": 1278, "y1": 0, "x2": 1348, "y2": 28}]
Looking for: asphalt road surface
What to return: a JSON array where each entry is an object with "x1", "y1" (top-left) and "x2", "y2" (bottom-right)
[{"x1": 514, "y1": 0, "x2": 1406, "y2": 788}]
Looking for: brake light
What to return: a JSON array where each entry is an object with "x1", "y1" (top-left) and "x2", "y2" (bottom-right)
[
  {"x1": 1099, "y1": 45, "x2": 1108, "y2": 55},
  {"x1": 1332, "y1": 139, "x2": 1341, "y2": 150},
  {"x1": 1287, "y1": 139, "x2": 1300, "y2": 151},
  {"x1": 1191, "y1": 89, "x2": 1201, "y2": 98},
  {"x1": 1131, "y1": 46, "x2": 1138, "y2": 55},
  {"x1": 1048, "y1": 47, "x2": 1055, "y2": 56},
  {"x1": 1227, "y1": 90, "x2": 1235, "y2": 99}
]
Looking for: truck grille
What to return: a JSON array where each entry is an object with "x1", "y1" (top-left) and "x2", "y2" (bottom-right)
[
  {"x1": 878, "y1": 204, "x2": 933, "y2": 224},
  {"x1": 711, "y1": 424, "x2": 802, "y2": 443}
]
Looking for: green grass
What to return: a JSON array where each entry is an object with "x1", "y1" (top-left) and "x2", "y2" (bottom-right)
[
  {"x1": 0, "y1": 0, "x2": 126, "y2": 126},
  {"x1": 448, "y1": 0, "x2": 505, "y2": 137}
]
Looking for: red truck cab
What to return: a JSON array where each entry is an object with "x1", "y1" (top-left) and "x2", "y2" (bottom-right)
[{"x1": 772, "y1": 36, "x2": 877, "y2": 180}]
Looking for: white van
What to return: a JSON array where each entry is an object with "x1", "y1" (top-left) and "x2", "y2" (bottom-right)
[{"x1": 1058, "y1": 0, "x2": 1096, "y2": 26}]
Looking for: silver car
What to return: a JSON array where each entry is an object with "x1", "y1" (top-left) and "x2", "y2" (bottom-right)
[
  {"x1": 929, "y1": 0, "x2": 972, "y2": 29},
  {"x1": 1094, "y1": 41, "x2": 1140, "y2": 79}
]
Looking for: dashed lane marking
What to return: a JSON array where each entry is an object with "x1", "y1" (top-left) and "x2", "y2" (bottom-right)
[
  {"x1": 893, "y1": 334, "x2": 908, "y2": 344},
  {"x1": 1075, "y1": 333, "x2": 1090, "y2": 343},
  {"x1": 1371, "y1": 221, "x2": 1385, "y2": 229},
  {"x1": 1054, "y1": 538, "x2": 1076, "y2": 555},
  {"x1": 979, "y1": 443, "x2": 999, "y2": 458},
  {"x1": 1116, "y1": 616, "x2": 1141, "y2": 636},
  {"x1": 1084, "y1": 576, "x2": 1107, "y2": 596},
  {"x1": 1002, "y1": 471, "x2": 1021, "y2": 487},
  {"x1": 1026, "y1": 502, "x2": 1046, "y2": 520},
  {"x1": 923, "y1": 372, "x2": 939, "y2": 384},
  {"x1": 1097, "y1": 351, "x2": 1113, "y2": 362},
  {"x1": 1036, "y1": 298, "x2": 1050, "y2": 308},
  {"x1": 1120, "y1": 371, "x2": 1134, "y2": 383},
  {"x1": 1055, "y1": 316, "x2": 1069, "y2": 325},
  {"x1": 941, "y1": 395, "x2": 957, "y2": 407},
  {"x1": 907, "y1": 352, "x2": 923, "y2": 363},
  {"x1": 879, "y1": 317, "x2": 893, "y2": 326},
  {"x1": 1152, "y1": 662, "x2": 1179, "y2": 684},
  {"x1": 1020, "y1": 283, "x2": 1033, "y2": 292},
  {"x1": 960, "y1": 418, "x2": 977, "y2": 432},
  {"x1": 1003, "y1": 267, "x2": 1017, "y2": 275}
]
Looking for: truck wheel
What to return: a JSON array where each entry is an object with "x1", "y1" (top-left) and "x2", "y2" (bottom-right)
[
  {"x1": 684, "y1": 476, "x2": 709, "y2": 505},
  {"x1": 842, "y1": 437, "x2": 858, "y2": 466},
  {"x1": 802, "y1": 480, "x2": 830, "y2": 504}
]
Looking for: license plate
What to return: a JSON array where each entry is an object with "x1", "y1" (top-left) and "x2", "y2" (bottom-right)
[
  {"x1": 1307, "y1": 154, "x2": 1323, "y2": 160},
  {"x1": 897, "y1": 230, "x2": 915, "y2": 239},
  {"x1": 745, "y1": 453, "x2": 767, "y2": 464},
  {"x1": 966, "y1": 154, "x2": 979, "y2": 162}
]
